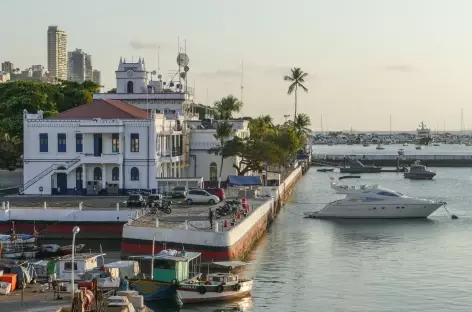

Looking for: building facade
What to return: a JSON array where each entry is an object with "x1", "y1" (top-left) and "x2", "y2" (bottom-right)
[
  {"x1": 47, "y1": 26, "x2": 68, "y2": 81},
  {"x1": 92, "y1": 70, "x2": 101, "y2": 85},
  {"x1": 22, "y1": 99, "x2": 187, "y2": 195},
  {"x1": 68, "y1": 49, "x2": 86, "y2": 82},
  {"x1": 1, "y1": 61, "x2": 13, "y2": 74}
]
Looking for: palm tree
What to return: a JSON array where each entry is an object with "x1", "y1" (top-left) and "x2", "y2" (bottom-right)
[
  {"x1": 214, "y1": 95, "x2": 243, "y2": 120},
  {"x1": 210, "y1": 121, "x2": 235, "y2": 186},
  {"x1": 293, "y1": 113, "x2": 312, "y2": 138},
  {"x1": 284, "y1": 68, "x2": 308, "y2": 120}
]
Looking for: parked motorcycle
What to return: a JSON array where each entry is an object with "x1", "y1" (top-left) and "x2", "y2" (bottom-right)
[{"x1": 150, "y1": 200, "x2": 172, "y2": 214}]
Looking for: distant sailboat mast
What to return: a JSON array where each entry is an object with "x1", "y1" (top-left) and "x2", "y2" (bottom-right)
[
  {"x1": 320, "y1": 115, "x2": 324, "y2": 135},
  {"x1": 389, "y1": 114, "x2": 392, "y2": 139}
]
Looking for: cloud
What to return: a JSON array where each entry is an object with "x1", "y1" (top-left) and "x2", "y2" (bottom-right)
[
  {"x1": 129, "y1": 40, "x2": 161, "y2": 50},
  {"x1": 383, "y1": 64, "x2": 415, "y2": 73},
  {"x1": 198, "y1": 69, "x2": 241, "y2": 78}
]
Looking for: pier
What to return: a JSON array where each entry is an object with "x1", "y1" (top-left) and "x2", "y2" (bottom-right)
[
  {"x1": 312, "y1": 154, "x2": 472, "y2": 167},
  {"x1": 121, "y1": 163, "x2": 308, "y2": 262}
]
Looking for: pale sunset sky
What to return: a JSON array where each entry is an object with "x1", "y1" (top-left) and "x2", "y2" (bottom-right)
[{"x1": 2, "y1": 0, "x2": 472, "y2": 131}]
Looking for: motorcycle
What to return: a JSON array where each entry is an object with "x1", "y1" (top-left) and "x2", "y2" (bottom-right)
[{"x1": 150, "y1": 200, "x2": 172, "y2": 214}]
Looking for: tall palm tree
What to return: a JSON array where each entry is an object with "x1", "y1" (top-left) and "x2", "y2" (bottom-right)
[
  {"x1": 212, "y1": 121, "x2": 235, "y2": 186},
  {"x1": 293, "y1": 113, "x2": 312, "y2": 138},
  {"x1": 284, "y1": 68, "x2": 308, "y2": 120},
  {"x1": 214, "y1": 95, "x2": 243, "y2": 120}
]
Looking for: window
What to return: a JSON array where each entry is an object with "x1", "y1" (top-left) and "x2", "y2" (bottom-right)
[
  {"x1": 127, "y1": 81, "x2": 134, "y2": 93},
  {"x1": 93, "y1": 167, "x2": 102, "y2": 180},
  {"x1": 58, "y1": 133, "x2": 66, "y2": 152},
  {"x1": 76, "y1": 167, "x2": 82, "y2": 181},
  {"x1": 377, "y1": 191, "x2": 399, "y2": 197},
  {"x1": 130, "y1": 167, "x2": 139, "y2": 181},
  {"x1": 39, "y1": 133, "x2": 48, "y2": 152},
  {"x1": 112, "y1": 167, "x2": 119, "y2": 181},
  {"x1": 64, "y1": 262, "x2": 78, "y2": 271},
  {"x1": 112, "y1": 134, "x2": 120, "y2": 153},
  {"x1": 131, "y1": 133, "x2": 139, "y2": 152},
  {"x1": 76, "y1": 133, "x2": 83, "y2": 152},
  {"x1": 209, "y1": 162, "x2": 218, "y2": 181}
]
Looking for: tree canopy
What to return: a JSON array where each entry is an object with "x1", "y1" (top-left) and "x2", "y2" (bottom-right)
[{"x1": 0, "y1": 80, "x2": 100, "y2": 169}]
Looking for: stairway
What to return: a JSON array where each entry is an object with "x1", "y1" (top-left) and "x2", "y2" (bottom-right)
[{"x1": 20, "y1": 156, "x2": 81, "y2": 194}]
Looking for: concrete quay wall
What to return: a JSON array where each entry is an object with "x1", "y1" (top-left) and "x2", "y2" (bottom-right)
[{"x1": 121, "y1": 166, "x2": 305, "y2": 261}]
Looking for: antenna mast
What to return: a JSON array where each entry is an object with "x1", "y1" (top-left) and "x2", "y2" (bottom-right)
[
  {"x1": 320, "y1": 115, "x2": 324, "y2": 134},
  {"x1": 461, "y1": 108, "x2": 464, "y2": 134}
]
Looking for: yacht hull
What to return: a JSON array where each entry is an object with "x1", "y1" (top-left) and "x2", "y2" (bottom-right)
[{"x1": 307, "y1": 203, "x2": 443, "y2": 219}]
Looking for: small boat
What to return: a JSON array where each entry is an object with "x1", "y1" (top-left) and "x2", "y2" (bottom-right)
[
  {"x1": 433, "y1": 143, "x2": 440, "y2": 146},
  {"x1": 404, "y1": 162, "x2": 436, "y2": 180},
  {"x1": 403, "y1": 142, "x2": 408, "y2": 146},
  {"x1": 60, "y1": 244, "x2": 85, "y2": 255},
  {"x1": 398, "y1": 149, "x2": 405, "y2": 156},
  {"x1": 2, "y1": 248, "x2": 23, "y2": 259},
  {"x1": 176, "y1": 261, "x2": 253, "y2": 304},
  {"x1": 340, "y1": 159, "x2": 382, "y2": 173},
  {"x1": 362, "y1": 142, "x2": 370, "y2": 147},
  {"x1": 339, "y1": 175, "x2": 361, "y2": 180},
  {"x1": 317, "y1": 168, "x2": 334, "y2": 172},
  {"x1": 376, "y1": 143, "x2": 385, "y2": 150},
  {"x1": 415, "y1": 145, "x2": 424, "y2": 150},
  {"x1": 22, "y1": 248, "x2": 39, "y2": 259},
  {"x1": 40, "y1": 244, "x2": 61, "y2": 255}
]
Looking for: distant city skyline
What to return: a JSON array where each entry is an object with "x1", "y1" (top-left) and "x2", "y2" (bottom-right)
[{"x1": 3, "y1": 0, "x2": 472, "y2": 130}]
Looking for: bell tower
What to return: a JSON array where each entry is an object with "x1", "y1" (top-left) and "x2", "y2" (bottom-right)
[{"x1": 115, "y1": 57, "x2": 147, "y2": 93}]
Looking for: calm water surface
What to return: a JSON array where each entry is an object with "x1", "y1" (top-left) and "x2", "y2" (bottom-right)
[{"x1": 147, "y1": 166, "x2": 472, "y2": 312}]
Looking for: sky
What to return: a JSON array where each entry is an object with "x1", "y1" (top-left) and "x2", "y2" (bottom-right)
[{"x1": 2, "y1": 0, "x2": 472, "y2": 131}]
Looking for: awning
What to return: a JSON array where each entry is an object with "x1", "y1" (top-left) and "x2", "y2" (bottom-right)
[{"x1": 228, "y1": 175, "x2": 262, "y2": 186}]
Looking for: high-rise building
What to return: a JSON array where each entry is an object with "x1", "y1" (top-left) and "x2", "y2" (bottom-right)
[
  {"x1": 47, "y1": 25, "x2": 68, "y2": 81},
  {"x1": 68, "y1": 49, "x2": 86, "y2": 82},
  {"x1": 85, "y1": 54, "x2": 92, "y2": 81},
  {"x1": 1, "y1": 61, "x2": 14, "y2": 74},
  {"x1": 92, "y1": 69, "x2": 101, "y2": 85}
]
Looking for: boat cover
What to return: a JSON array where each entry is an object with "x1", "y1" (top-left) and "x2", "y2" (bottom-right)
[{"x1": 228, "y1": 176, "x2": 262, "y2": 186}]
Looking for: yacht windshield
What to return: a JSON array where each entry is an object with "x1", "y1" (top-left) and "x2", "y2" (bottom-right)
[{"x1": 377, "y1": 191, "x2": 400, "y2": 197}]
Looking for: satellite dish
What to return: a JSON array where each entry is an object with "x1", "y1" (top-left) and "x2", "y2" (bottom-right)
[
  {"x1": 184, "y1": 65, "x2": 190, "y2": 72},
  {"x1": 151, "y1": 70, "x2": 157, "y2": 75},
  {"x1": 176, "y1": 53, "x2": 190, "y2": 67},
  {"x1": 158, "y1": 74, "x2": 162, "y2": 79},
  {"x1": 179, "y1": 72, "x2": 186, "y2": 79}
]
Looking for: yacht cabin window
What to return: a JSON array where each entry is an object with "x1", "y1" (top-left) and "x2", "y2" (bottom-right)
[{"x1": 377, "y1": 191, "x2": 399, "y2": 197}]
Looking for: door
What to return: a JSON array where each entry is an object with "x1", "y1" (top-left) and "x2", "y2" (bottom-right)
[
  {"x1": 75, "y1": 167, "x2": 83, "y2": 192},
  {"x1": 56, "y1": 173, "x2": 67, "y2": 195},
  {"x1": 94, "y1": 134, "x2": 102, "y2": 156}
]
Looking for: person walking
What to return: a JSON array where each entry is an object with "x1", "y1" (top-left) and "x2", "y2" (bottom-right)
[
  {"x1": 47, "y1": 257, "x2": 57, "y2": 290},
  {"x1": 209, "y1": 208, "x2": 214, "y2": 229}
]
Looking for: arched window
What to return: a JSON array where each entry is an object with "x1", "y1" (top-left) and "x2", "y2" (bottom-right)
[
  {"x1": 76, "y1": 167, "x2": 82, "y2": 180},
  {"x1": 130, "y1": 167, "x2": 139, "y2": 181},
  {"x1": 93, "y1": 167, "x2": 102, "y2": 180},
  {"x1": 127, "y1": 81, "x2": 134, "y2": 94},
  {"x1": 112, "y1": 167, "x2": 119, "y2": 181},
  {"x1": 209, "y1": 162, "x2": 218, "y2": 182}
]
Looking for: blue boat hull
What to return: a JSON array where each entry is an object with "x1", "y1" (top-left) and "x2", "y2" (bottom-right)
[{"x1": 130, "y1": 280, "x2": 176, "y2": 301}]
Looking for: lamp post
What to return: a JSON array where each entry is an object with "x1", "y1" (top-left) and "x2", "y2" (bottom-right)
[{"x1": 71, "y1": 226, "x2": 80, "y2": 298}]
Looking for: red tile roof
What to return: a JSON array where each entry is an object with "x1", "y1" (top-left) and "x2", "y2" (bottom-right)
[{"x1": 50, "y1": 99, "x2": 149, "y2": 120}]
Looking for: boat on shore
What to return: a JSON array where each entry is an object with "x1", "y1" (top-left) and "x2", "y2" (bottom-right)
[
  {"x1": 176, "y1": 261, "x2": 253, "y2": 304},
  {"x1": 305, "y1": 180, "x2": 446, "y2": 219}
]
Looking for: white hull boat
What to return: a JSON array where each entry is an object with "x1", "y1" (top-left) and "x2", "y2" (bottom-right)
[
  {"x1": 306, "y1": 181, "x2": 445, "y2": 219},
  {"x1": 177, "y1": 280, "x2": 253, "y2": 304}
]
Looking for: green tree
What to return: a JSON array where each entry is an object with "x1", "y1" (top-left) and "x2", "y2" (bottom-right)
[
  {"x1": 293, "y1": 113, "x2": 312, "y2": 139},
  {"x1": 284, "y1": 67, "x2": 308, "y2": 120},
  {"x1": 0, "y1": 133, "x2": 21, "y2": 170},
  {"x1": 214, "y1": 95, "x2": 243, "y2": 120},
  {"x1": 208, "y1": 121, "x2": 235, "y2": 184}
]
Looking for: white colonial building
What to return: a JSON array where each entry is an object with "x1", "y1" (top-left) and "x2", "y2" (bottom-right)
[
  {"x1": 21, "y1": 56, "x2": 251, "y2": 195},
  {"x1": 22, "y1": 99, "x2": 188, "y2": 195}
]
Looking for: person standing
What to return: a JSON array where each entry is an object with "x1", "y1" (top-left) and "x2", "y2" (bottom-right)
[
  {"x1": 47, "y1": 257, "x2": 57, "y2": 290},
  {"x1": 120, "y1": 276, "x2": 129, "y2": 291},
  {"x1": 209, "y1": 208, "x2": 214, "y2": 229}
]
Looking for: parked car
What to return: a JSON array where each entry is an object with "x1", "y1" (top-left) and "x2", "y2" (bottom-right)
[
  {"x1": 172, "y1": 186, "x2": 188, "y2": 198},
  {"x1": 204, "y1": 188, "x2": 226, "y2": 201},
  {"x1": 185, "y1": 190, "x2": 220, "y2": 205},
  {"x1": 127, "y1": 194, "x2": 146, "y2": 207}
]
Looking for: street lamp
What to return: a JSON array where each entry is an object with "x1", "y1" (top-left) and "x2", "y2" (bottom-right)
[{"x1": 71, "y1": 226, "x2": 80, "y2": 298}]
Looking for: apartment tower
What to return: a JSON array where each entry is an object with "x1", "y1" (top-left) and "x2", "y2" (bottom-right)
[{"x1": 47, "y1": 26, "x2": 68, "y2": 81}]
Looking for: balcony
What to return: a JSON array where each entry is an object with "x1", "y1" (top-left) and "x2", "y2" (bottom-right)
[
  {"x1": 159, "y1": 149, "x2": 183, "y2": 163},
  {"x1": 81, "y1": 153, "x2": 123, "y2": 164}
]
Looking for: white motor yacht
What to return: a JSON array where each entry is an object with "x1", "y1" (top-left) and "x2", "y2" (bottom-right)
[{"x1": 305, "y1": 181, "x2": 445, "y2": 219}]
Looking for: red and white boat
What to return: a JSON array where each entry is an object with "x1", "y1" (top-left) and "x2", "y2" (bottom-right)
[{"x1": 176, "y1": 261, "x2": 253, "y2": 304}]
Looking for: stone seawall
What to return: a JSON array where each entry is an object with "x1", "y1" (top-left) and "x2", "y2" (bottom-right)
[{"x1": 121, "y1": 165, "x2": 306, "y2": 261}]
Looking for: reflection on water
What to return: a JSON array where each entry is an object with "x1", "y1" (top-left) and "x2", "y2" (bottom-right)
[{"x1": 146, "y1": 297, "x2": 254, "y2": 312}]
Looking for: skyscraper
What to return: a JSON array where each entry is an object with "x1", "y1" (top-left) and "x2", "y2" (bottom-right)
[
  {"x1": 85, "y1": 54, "x2": 93, "y2": 81},
  {"x1": 68, "y1": 49, "x2": 86, "y2": 82},
  {"x1": 47, "y1": 26, "x2": 67, "y2": 81},
  {"x1": 92, "y1": 69, "x2": 101, "y2": 85},
  {"x1": 1, "y1": 61, "x2": 14, "y2": 74}
]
